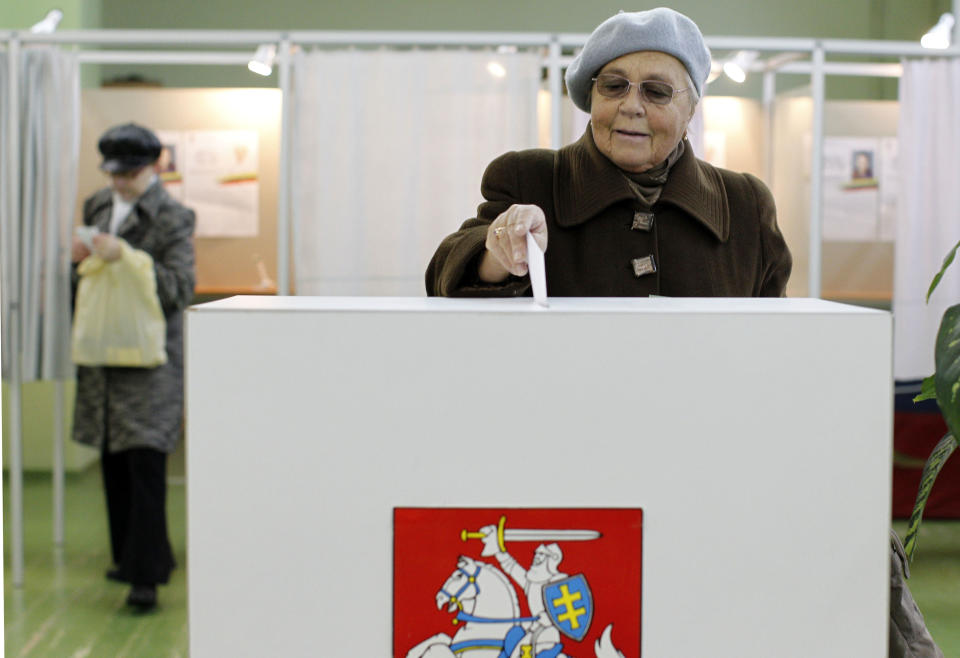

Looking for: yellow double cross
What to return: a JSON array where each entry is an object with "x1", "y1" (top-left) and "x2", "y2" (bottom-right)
[{"x1": 552, "y1": 584, "x2": 587, "y2": 629}]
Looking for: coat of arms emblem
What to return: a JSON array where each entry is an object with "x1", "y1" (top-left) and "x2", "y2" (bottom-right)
[{"x1": 394, "y1": 508, "x2": 642, "y2": 658}]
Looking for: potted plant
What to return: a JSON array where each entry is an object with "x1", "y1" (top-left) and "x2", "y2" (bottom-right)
[{"x1": 904, "y1": 238, "x2": 960, "y2": 558}]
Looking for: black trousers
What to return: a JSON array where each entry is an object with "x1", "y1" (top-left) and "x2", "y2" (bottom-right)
[{"x1": 100, "y1": 444, "x2": 175, "y2": 586}]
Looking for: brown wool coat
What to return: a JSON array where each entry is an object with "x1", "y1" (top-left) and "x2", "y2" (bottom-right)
[
  {"x1": 426, "y1": 129, "x2": 791, "y2": 298},
  {"x1": 72, "y1": 181, "x2": 196, "y2": 454}
]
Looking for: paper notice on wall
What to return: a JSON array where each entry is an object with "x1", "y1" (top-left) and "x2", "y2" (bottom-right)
[
  {"x1": 155, "y1": 130, "x2": 186, "y2": 202},
  {"x1": 822, "y1": 137, "x2": 881, "y2": 241},
  {"x1": 155, "y1": 130, "x2": 259, "y2": 237}
]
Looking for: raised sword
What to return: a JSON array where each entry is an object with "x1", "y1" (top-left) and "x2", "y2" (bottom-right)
[{"x1": 461, "y1": 515, "x2": 601, "y2": 553}]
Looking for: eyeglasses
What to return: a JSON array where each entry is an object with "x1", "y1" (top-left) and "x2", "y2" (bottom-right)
[{"x1": 591, "y1": 73, "x2": 688, "y2": 105}]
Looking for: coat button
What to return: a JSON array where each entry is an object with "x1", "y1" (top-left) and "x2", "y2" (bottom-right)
[
  {"x1": 632, "y1": 211, "x2": 655, "y2": 231},
  {"x1": 632, "y1": 255, "x2": 657, "y2": 278}
]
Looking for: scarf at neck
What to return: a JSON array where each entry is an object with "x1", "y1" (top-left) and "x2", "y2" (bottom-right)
[{"x1": 622, "y1": 138, "x2": 686, "y2": 208}]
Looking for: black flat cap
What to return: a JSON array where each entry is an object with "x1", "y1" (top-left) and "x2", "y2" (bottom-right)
[{"x1": 98, "y1": 123, "x2": 162, "y2": 173}]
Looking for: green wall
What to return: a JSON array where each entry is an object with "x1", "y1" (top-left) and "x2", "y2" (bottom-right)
[
  {"x1": 4, "y1": 0, "x2": 950, "y2": 98},
  {"x1": 0, "y1": 0, "x2": 99, "y2": 30},
  {"x1": 1, "y1": 0, "x2": 102, "y2": 86},
  {"x1": 89, "y1": 0, "x2": 951, "y2": 97},
  {"x1": 1, "y1": 381, "x2": 99, "y2": 472},
  {"x1": 95, "y1": 0, "x2": 940, "y2": 39}
]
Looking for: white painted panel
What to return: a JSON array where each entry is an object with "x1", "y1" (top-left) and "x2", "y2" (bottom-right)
[{"x1": 187, "y1": 297, "x2": 891, "y2": 658}]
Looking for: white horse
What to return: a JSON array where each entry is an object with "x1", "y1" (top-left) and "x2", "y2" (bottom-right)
[
  {"x1": 406, "y1": 555, "x2": 532, "y2": 658},
  {"x1": 405, "y1": 556, "x2": 626, "y2": 658}
]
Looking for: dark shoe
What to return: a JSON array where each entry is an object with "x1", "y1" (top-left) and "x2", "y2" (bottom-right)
[
  {"x1": 106, "y1": 567, "x2": 127, "y2": 583},
  {"x1": 126, "y1": 585, "x2": 157, "y2": 610}
]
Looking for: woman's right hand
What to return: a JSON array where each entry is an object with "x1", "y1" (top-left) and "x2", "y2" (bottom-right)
[
  {"x1": 71, "y1": 235, "x2": 91, "y2": 263},
  {"x1": 479, "y1": 204, "x2": 548, "y2": 282},
  {"x1": 91, "y1": 233, "x2": 122, "y2": 262}
]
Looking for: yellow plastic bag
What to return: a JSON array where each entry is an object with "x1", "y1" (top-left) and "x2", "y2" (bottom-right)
[{"x1": 71, "y1": 240, "x2": 167, "y2": 367}]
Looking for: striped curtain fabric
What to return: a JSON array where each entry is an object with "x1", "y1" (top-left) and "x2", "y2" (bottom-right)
[
  {"x1": 894, "y1": 58, "x2": 960, "y2": 380},
  {"x1": 291, "y1": 48, "x2": 542, "y2": 296},
  {"x1": 0, "y1": 46, "x2": 80, "y2": 382}
]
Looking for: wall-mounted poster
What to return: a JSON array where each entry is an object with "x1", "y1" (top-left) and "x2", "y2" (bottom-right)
[
  {"x1": 822, "y1": 136, "x2": 898, "y2": 242},
  {"x1": 156, "y1": 129, "x2": 260, "y2": 237},
  {"x1": 395, "y1": 507, "x2": 642, "y2": 658}
]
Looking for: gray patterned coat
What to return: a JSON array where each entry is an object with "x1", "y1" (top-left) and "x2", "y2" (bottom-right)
[{"x1": 72, "y1": 181, "x2": 196, "y2": 454}]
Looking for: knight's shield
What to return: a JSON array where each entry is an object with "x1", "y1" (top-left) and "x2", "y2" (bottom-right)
[{"x1": 542, "y1": 574, "x2": 593, "y2": 641}]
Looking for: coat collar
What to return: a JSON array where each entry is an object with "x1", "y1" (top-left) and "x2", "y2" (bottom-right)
[
  {"x1": 88, "y1": 180, "x2": 166, "y2": 235},
  {"x1": 135, "y1": 179, "x2": 167, "y2": 219},
  {"x1": 553, "y1": 127, "x2": 730, "y2": 242}
]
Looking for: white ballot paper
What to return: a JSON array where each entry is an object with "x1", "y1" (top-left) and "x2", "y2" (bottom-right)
[{"x1": 526, "y1": 231, "x2": 548, "y2": 307}]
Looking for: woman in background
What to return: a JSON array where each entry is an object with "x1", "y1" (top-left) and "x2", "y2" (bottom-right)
[{"x1": 72, "y1": 123, "x2": 195, "y2": 611}]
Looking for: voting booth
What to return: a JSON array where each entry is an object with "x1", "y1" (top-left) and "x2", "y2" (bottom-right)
[{"x1": 186, "y1": 297, "x2": 891, "y2": 657}]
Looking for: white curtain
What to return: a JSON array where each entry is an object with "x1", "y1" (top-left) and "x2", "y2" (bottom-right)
[
  {"x1": 895, "y1": 59, "x2": 960, "y2": 380},
  {"x1": 568, "y1": 99, "x2": 590, "y2": 145},
  {"x1": 292, "y1": 49, "x2": 542, "y2": 295},
  {"x1": 0, "y1": 49, "x2": 11, "y2": 376},
  {"x1": 0, "y1": 47, "x2": 80, "y2": 381}
]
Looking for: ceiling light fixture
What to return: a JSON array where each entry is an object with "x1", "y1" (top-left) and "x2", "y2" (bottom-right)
[
  {"x1": 921, "y1": 13, "x2": 954, "y2": 49},
  {"x1": 722, "y1": 50, "x2": 759, "y2": 84},
  {"x1": 487, "y1": 61, "x2": 507, "y2": 78},
  {"x1": 706, "y1": 60, "x2": 723, "y2": 85},
  {"x1": 30, "y1": 8, "x2": 63, "y2": 34},
  {"x1": 248, "y1": 44, "x2": 277, "y2": 77}
]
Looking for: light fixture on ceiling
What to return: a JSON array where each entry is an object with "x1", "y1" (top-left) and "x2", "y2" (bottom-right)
[
  {"x1": 487, "y1": 61, "x2": 507, "y2": 78},
  {"x1": 248, "y1": 44, "x2": 277, "y2": 77},
  {"x1": 921, "y1": 13, "x2": 954, "y2": 49},
  {"x1": 706, "y1": 60, "x2": 723, "y2": 85},
  {"x1": 30, "y1": 8, "x2": 63, "y2": 34},
  {"x1": 722, "y1": 50, "x2": 759, "y2": 84},
  {"x1": 487, "y1": 45, "x2": 517, "y2": 78}
]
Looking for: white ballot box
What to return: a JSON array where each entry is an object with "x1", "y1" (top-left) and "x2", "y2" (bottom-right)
[{"x1": 186, "y1": 297, "x2": 891, "y2": 658}]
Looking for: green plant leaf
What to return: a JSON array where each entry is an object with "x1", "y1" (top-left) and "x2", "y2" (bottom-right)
[
  {"x1": 927, "y1": 238, "x2": 960, "y2": 302},
  {"x1": 904, "y1": 432, "x2": 958, "y2": 560},
  {"x1": 913, "y1": 375, "x2": 937, "y2": 403},
  {"x1": 934, "y1": 304, "x2": 960, "y2": 439}
]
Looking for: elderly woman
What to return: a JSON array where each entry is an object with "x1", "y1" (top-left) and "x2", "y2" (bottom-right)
[{"x1": 426, "y1": 8, "x2": 791, "y2": 297}]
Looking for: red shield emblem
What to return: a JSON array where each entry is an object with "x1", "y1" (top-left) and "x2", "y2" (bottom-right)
[{"x1": 394, "y1": 507, "x2": 642, "y2": 657}]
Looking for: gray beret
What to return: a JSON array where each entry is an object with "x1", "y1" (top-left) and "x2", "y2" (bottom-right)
[{"x1": 565, "y1": 8, "x2": 712, "y2": 113}]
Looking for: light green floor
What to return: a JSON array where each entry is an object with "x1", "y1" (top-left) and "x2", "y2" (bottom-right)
[
  {"x1": 4, "y1": 447, "x2": 187, "y2": 657},
  {"x1": 891, "y1": 519, "x2": 960, "y2": 656},
  {"x1": 4, "y1": 456, "x2": 959, "y2": 656}
]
